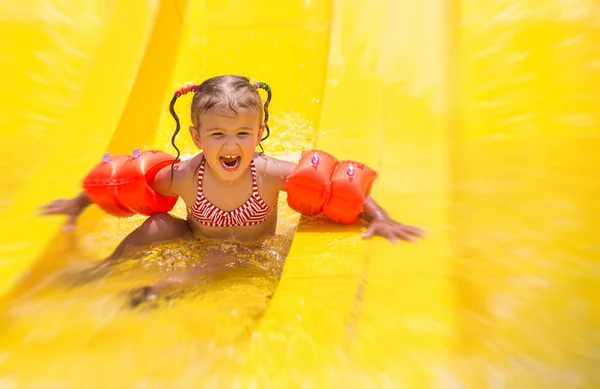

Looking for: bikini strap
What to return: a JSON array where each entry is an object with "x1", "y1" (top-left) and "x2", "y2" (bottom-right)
[
  {"x1": 250, "y1": 159, "x2": 259, "y2": 193},
  {"x1": 197, "y1": 157, "x2": 206, "y2": 195}
]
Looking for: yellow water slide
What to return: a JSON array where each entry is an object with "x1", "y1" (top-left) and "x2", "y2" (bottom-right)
[{"x1": 0, "y1": 0, "x2": 598, "y2": 387}]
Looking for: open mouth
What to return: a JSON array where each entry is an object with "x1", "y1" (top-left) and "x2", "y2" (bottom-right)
[{"x1": 219, "y1": 155, "x2": 241, "y2": 171}]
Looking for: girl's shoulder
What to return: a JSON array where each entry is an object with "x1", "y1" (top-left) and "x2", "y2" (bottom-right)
[
  {"x1": 153, "y1": 153, "x2": 203, "y2": 196},
  {"x1": 254, "y1": 152, "x2": 299, "y2": 192}
]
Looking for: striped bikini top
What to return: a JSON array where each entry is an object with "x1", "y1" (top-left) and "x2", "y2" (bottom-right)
[{"x1": 189, "y1": 158, "x2": 272, "y2": 227}]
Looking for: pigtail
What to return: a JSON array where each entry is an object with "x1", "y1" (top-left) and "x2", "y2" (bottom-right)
[
  {"x1": 253, "y1": 81, "x2": 272, "y2": 142},
  {"x1": 168, "y1": 84, "x2": 198, "y2": 186}
]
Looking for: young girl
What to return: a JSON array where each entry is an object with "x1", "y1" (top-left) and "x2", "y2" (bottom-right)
[{"x1": 40, "y1": 75, "x2": 424, "y2": 302}]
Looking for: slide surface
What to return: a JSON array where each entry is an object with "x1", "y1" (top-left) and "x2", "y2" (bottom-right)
[{"x1": 0, "y1": 0, "x2": 598, "y2": 387}]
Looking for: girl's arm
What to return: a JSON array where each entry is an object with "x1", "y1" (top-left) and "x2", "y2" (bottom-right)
[
  {"x1": 267, "y1": 156, "x2": 424, "y2": 243},
  {"x1": 151, "y1": 164, "x2": 183, "y2": 197},
  {"x1": 39, "y1": 191, "x2": 93, "y2": 231},
  {"x1": 39, "y1": 163, "x2": 182, "y2": 231},
  {"x1": 360, "y1": 196, "x2": 425, "y2": 243},
  {"x1": 263, "y1": 156, "x2": 298, "y2": 192}
]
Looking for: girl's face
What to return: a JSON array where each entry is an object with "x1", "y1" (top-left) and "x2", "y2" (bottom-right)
[{"x1": 189, "y1": 106, "x2": 264, "y2": 182}]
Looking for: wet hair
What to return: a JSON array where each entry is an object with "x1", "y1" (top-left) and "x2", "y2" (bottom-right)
[{"x1": 168, "y1": 75, "x2": 272, "y2": 185}]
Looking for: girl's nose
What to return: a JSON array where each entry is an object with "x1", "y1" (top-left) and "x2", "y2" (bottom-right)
[{"x1": 223, "y1": 136, "x2": 238, "y2": 150}]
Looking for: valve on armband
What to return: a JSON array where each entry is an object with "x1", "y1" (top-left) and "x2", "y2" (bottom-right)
[{"x1": 82, "y1": 148, "x2": 180, "y2": 217}]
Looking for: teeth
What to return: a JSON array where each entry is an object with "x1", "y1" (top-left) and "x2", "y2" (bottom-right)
[{"x1": 221, "y1": 155, "x2": 238, "y2": 159}]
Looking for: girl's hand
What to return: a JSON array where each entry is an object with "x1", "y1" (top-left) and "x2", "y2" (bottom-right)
[
  {"x1": 362, "y1": 218, "x2": 425, "y2": 243},
  {"x1": 39, "y1": 192, "x2": 91, "y2": 231}
]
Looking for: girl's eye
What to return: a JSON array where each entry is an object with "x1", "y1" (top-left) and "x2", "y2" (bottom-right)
[
  {"x1": 211, "y1": 132, "x2": 223, "y2": 136},
  {"x1": 238, "y1": 132, "x2": 250, "y2": 136}
]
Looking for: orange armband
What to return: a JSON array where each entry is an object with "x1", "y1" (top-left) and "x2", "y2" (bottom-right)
[
  {"x1": 82, "y1": 154, "x2": 134, "y2": 217},
  {"x1": 323, "y1": 160, "x2": 378, "y2": 224},
  {"x1": 285, "y1": 149, "x2": 378, "y2": 224},
  {"x1": 82, "y1": 148, "x2": 180, "y2": 217},
  {"x1": 285, "y1": 150, "x2": 338, "y2": 216}
]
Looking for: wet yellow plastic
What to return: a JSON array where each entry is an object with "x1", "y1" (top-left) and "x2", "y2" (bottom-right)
[{"x1": 0, "y1": 0, "x2": 598, "y2": 387}]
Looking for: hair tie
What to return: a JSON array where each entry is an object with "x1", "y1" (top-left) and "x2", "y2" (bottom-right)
[
  {"x1": 174, "y1": 84, "x2": 199, "y2": 98},
  {"x1": 254, "y1": 81, "x2": 271, "y2": 92}
]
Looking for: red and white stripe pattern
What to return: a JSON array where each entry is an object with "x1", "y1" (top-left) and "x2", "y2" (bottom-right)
[{"x1": 190, "y1": 158, "x2": 271, "y2": 227}]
